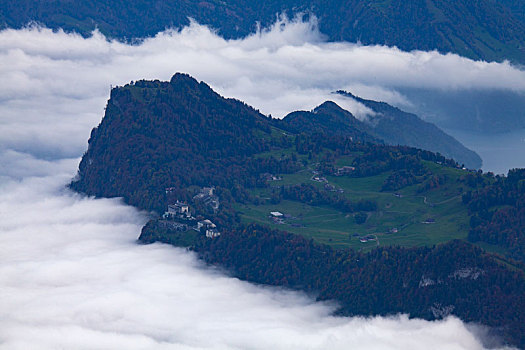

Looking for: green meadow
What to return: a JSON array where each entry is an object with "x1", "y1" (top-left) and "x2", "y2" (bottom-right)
[{"x1": 237, "y1": 154, "x2": 471, "y2": 251}]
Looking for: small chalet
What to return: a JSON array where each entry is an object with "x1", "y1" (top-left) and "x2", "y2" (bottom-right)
[
  {"x1": 261, "y1": 173, "x2": 282, "y2": 181},
  {"x1": 359, "y1": 235, "x2": 376, "y2": 243},
  {"x1": 165, "y1": 187, "x2": 177, "y2": 194},
  {"x1": 270, "y1": 211, "x2": 284, "y2": 217},
  {"x1": 312, "y1": 176, "x2": 327, "y2": 183},
  {"x1": 205, "y1": 228, "x2": 221, "y2": 238},
  {"x1": 335, "y1": 166, "x2": 355, "y2": 176}
]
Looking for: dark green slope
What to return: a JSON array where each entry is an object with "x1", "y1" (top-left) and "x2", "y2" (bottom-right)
[
  {"x1": 315, "y1": 0, "x2": 525, "y2": 64},
  {"x1": 186, "y1": 227, "x2": 525, "y2": 348},
  {"x1": 500, "y1": 0, "x2": 525, "y2": 23},
  {"x1": 278, "y1": 101, "x2": 379, "y2": 143},
  {"x1": 70, "y1": 73, "x2": 285, "y2": 211},
  {"x1": 2, "y1": 0, "x2": 525, "y2": 63},
  {"x1": 281, "y1": 97, "x2": 482, "y2": 169}
]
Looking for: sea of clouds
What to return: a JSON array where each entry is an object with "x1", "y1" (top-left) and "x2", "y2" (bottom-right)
[
  {"x1": 0, "y1": 173, "x2": 503, "y2": 350},
  {"x1": 0, "y1": 18, "x2": 520, "y2": 349}
]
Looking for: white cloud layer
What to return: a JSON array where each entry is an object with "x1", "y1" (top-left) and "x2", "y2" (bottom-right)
[
  {"x1": 0, "y1": 174, "x2": 510, "y2": 350},
  {"x1": 0, "y1": 19, "x2": 521, "y2": 349},
  {"x1": 1, "y1": 19, "x2": 525, "y2": 159}
]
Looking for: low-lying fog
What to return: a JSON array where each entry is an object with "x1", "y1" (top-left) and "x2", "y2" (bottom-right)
[{"x1": 0, "y1": 171, "x2": 501, "y2": 349}]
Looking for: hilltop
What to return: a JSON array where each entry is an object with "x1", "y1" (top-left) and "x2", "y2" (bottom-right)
[
  {"x1": 71, "y1": 73, "x2": 281, "y2": 212},
  {"x1": 279, "y1": 101, "x2": 379, "y2": 144},
  {"x1": 280, "y1": 97, "x2": 482, "y2": 169}
]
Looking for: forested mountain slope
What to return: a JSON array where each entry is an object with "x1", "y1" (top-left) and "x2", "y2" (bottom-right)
[
  {"x1": 72, "y1": 74, "x2": 525, "y2": 347},
  {"x1": 279, "y1": 101, "x2": 379, "y2": 143},
  {"x1": 281, "y1": 98, "x2": 482, "y2": 168},
  {"x1": 464, "y1": 168, "x2": 525, "y2": 264},
  {"x1": 70, "y1": 73, "x2": 292, "y2": 211},
  {"x1": 2, "y1": 0, "x2": 525, "y2": 63}
]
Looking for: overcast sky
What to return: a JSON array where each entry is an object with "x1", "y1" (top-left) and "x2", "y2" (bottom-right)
[{"x1": 0, "y1": 19, "x2": 520, "y2": 349}]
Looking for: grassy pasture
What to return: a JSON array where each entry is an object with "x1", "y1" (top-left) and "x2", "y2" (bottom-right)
[{"x1": 239, "y1": 155, "x2": 472, "y2": 250}]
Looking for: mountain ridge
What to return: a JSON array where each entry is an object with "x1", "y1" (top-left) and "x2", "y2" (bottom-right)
[
  {"x1": 338, "y1": 91, "x2": 483, "y2": 168},
  {"x1": 280, "y1": 95, "x2": 482, "y2": 168},
  {"x1": 278, "y1": 101, "x2": 380, "y2": 143}
]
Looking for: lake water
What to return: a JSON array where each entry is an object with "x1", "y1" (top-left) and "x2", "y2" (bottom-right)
[{"x1": 445, "y1": 128, "x2": 525, "y2": 175}]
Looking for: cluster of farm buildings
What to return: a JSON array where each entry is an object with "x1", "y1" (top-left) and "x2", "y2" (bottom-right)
[{"x1": 162, "y1": 187, "x2": 221, "y2": 238}]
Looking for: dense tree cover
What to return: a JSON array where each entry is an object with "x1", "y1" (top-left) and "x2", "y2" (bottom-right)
[
  {"x1": 164, "y1": 223, "x2": 525, "y2": 347},
  {"x1": 353, "y1": 211, "x2": 367, "y2": 224},
  {"x1": 2, "y1": 0, "x2": 525, "y2": 63},
  {"x1": 464, "y1": 169, "x2": 525, "y2": 263},
  {"x1": 293, "y1": 132, "x2": 366, "y2": 156},
  {"x1": 293, "y1": 132, "x2": 459, "y2": 171},
  {"x1": 382, "y1": 170, "x2": 419, "y2": 191},
  {"x1": 70, "y1": 74, "x2": 299, "y2": 211},
  {"x1": 416, "y1": 174, "x2": 448, "y2": 193},
  {"x1": 351, "y1": 148, "x2": 426, "y2": 178},
  {"x1": 500, "y1": 0, "x2": 525, "y2": 20},
  {"x1": 139, "y1": 219, "x2": 199, "y2": 247},
  {"x1": 278, "y1": 101, "x2": 379, "y2": 144}
]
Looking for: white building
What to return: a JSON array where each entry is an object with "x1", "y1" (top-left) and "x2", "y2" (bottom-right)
[
  {"x1": 197, "y1": 219, "x2": 216, "y2": 230},
  {"x1": 205, "y1": 228, "x2": 221, "y2": 238},
  {"x1": 336, "y1": 166, "x2": 355, "y2": 176},
  {"x1": 164, "y1": 200, "x2": 190, "y2": 218}
]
